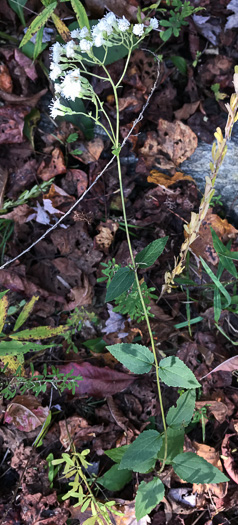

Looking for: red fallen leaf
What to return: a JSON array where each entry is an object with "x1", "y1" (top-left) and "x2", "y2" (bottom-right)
[
  {"x1": 0, "y1": 64, "x2": 13, "y2": 93},
  {"x1": 0, "y1": 106, "x2": 27, "y2": 144},
  {"x1": 59, "y1": 362, "x2": 136, "y2": 397},
  {"x1": 4, "y1": 395, "x2": 49, "y2": 431},
  {"x1": 14, "y1": 49, "x2": 37, "y2": 82},
  {"x1": 221, "y1": 433, "x2": 238, "y2": 484},
  {"x1": 201, "y1": 356, "x2": 238, "y2": 379},
  {"x1": 37, "y1": 147, "x2": 67, "y2": 181}
]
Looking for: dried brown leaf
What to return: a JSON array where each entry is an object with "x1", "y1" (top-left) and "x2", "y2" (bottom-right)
[
  {"x1": 158, "y1": 119, "x2": 198, "y2": 165},
  {"x1": 4, "y1": 395, "x2": 50, "y2": 431}
]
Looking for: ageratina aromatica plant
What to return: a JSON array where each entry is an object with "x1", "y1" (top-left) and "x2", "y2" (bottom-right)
[{"x1": 49, "y1": 10, "x2": 230, "y2": 524}]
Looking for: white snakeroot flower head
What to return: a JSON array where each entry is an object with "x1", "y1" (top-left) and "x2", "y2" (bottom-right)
[
  {"x1": 104, "y1": 12, "x2": 117, "y2": 25},
  {"x1": 71, "y1": 28, "x2": 81, "y2": 39},
  {"x1": 97, "y1": 19, "x2": 113, "y2": 35},
  {"x1": 61, "y1": 69, "x2": 82, "y2": 101},
  {"x1": 133, "y1": 23, "x2": 144, "y2": 37},
  {"x1": 49, "y1": 63, "x2": 62, "y2": 81},
  {"x1": 50, "y1": 99, "x2": 66, "y2": 119},
  {"x1": 93, "y1": 33, "x2": 105, "y2": 47},
  {"x1": 150, "y1": 17, "x2": 159, "y2": 30},
  {"x1": 80, "y1": 38, "x2": 93, "y2": 52},
  {"x1": 65, "y1": 40, "x2": 76, "y2": 58},
  {"x1": 51, "y1": 42, "x2": 63, "y2": 64},
  {"x1": 118, "y1": 16, "x2": 130, "y2": 32},
  {"x1": 80, "y1": 26, "x2": 89, "y2": 38}
]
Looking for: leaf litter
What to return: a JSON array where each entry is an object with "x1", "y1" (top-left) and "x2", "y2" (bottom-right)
[{"x1": 1, "y1": 1, "x2": 238, "y2": 524}]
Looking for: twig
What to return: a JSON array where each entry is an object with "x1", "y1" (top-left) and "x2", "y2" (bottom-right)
[{"x1": 0, "y1": 63, "x2": 160, "y2": 271}]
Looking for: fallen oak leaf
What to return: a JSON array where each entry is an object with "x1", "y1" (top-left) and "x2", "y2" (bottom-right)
[{"x1": 58, "y1": 361, "x2": 137, "y2": 397}]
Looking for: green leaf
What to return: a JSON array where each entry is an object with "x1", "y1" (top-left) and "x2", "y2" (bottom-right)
[
  {"x1": 10, "y1": 324, "x2": 69, "y2": 340},
  {"x1": 173, "y1": 452, "x2": 229, "y2": 483},
  {"x1": 157, "y1": 427, "x2": 184, "y2": 464},
  {"x1": 119, "y1": 430, "x2": 162, "y2": 473},
  {"x1": 211, "y1": 228, "x2": 237, "y2": 277},
  {"x1": 105, "y1": 445, "x2": 129, "y2": 463},
  {"x1": 105, "y1": 267, "x2": 135, "y2": 302},
  {"x1": 20, "y1": 3, "x2": 57, "y2": 47},
  {"x1": 0, "y1": 340, "x2": 53, "y2": 356},
  {"x1": 24, "y1": 108, "x2": 41, "y2": 149},
  {"x1": 159, "y1": 356, "x2": 200, "y2": 389},
  {"x1": 135, "y1": 478, "x2": 165, "y2": 521},
  {"x1": 8, "y1": 0, "x2": 27, "y2": 26},
  {"x1": 98, "y1": 464, "x2": 132, "y2": 491},
  {"x1": 135, "y1": 237, "x2": 168, "y2": 268},
  {"x1": 200, "y1": 257, "x2": 231, "y2": 308},
  {"x1": 170, "y1": 56, "x2": 187, "y2": 75},
  {"x1": 13, "y1": 296, "x2": 39, "y2": 332},
  {"x1": 70, "y1": 0, "x2": 90, "y2": 30},
  {"x1": 0, "y1": 294, "x2": 8, "y2": 333},
  {"x1": 33, "y1": 26, "x2": 44, "y2": 60},
  {"x1": 160, "y1": 27, "x2": 173, "y2": 41},
  {"x1": 106, "y1": 343, "x2": 154, "y2": 374},
  {"x1": 166, "y1": 390, "x2": 196, "y2": 428},
  {"x1": 174, "y1": 316, "x2": 203, "y2": 329}
]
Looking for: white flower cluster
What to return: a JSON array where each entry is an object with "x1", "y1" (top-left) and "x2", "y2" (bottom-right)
[{"x1": 49, "y1": 13, "x2": 159, "y2": 117}]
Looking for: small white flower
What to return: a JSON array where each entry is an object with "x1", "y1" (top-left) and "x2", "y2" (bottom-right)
[
  {"x1": 61, "y1": 69, "x2": 82, "y2": 101},
  {"x1": 71, "y1": 28, "x2": 81, "y2": 39},
  {"x1": 118, "y1": 16, "x2": 130, "y2": 32},
  {"x1": 97, "y1": 19, "x2": 113, "y2": 35},
  {"x1": 133, "y1": 23, "x2": 144, "y2": 37},
  {"x1": 80, "y1": 26, "x2": 89, "y2": 38},
  {"x1": 150, "y1": 17, "x2": 159, "y2": 30},
  {"x1": 80, "y1": 39, "x2": 93, "y2": 52},
  {"x1": 65, "y1": 40, "x2": 76, "y2": 58},
  {"x1": 49, "y1": 63, "x2": 62, "y2": 81},
  {"x1": 50, "y1": 99, "x2": 65, "y2": 119},
  {"x1": 93, "y1": 33, "x2": 105, "y2": 47},
  {"x1": 51, "y1": 42, "x2": 63, "y2": 64},
  {"x1": 104, "y1": 12, "x2": 117, "y2": 25}
]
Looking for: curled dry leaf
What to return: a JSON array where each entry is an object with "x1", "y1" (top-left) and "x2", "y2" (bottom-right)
[
  {"x1": 221, "y1": 433, "x2": 238, "y2": 484},
  {"x1": 0, "y1": 105, "x2": 27, "y2": 144},
  {"x1": 14, "y1": 49, "x2": 38, "y2": 82},
  {"x1": 0, "y1": 204, "x2": 35, "y2": 224},
  {"x1": 59, "y1": 416, "x2": 104, "y2": 449},
  {"x1": 201, "y1": 356, "x2": 238, "y2": 379},
  {"x1": 0, "y1": 88, "x2": 47, "y2": 106},
  {"x1": 71, "y1": 137, "x2": 104, "y2": 164},
  {"x1": 94, "y1": 219, "x2": 119, "y2": 253},
  {"x1": 158, "y1": 119, "x2": 198, "y2": 165},
  {"x1": 148, "y1": 170, "x2": 194, "y2": 188},
  {"x1": 58, "y1": 361, "x2": 136, "y2": 397},
  {"x1": 0, "y1": 167, "x2": 8, "y2": 208},
  {"x1": 0, "y1": 64, "x2": 13, "y2": 93},
  {"x1": 174, "y1": 101, "x2": 200, "y2": 121},
  {"x1": 65, "y1": 274, "x2": 92, "y2": 311},
  {"x1": 4, "y1": 395, "x2": 50, "y2": 432},
  {"x1": 37, "y1": 147, "x2": 67, "y2": 181},
  {"x1": 44, "y1": 183, "x2": 75, "y2": 209}
]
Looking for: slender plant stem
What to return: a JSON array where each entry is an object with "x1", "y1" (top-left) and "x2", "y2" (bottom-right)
[{"x1": 107, "y1": 57, "x2": 168, "y2": 466}]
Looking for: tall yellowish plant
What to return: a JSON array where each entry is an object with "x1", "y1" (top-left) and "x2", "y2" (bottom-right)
[{"x1": 163, "y1": 68, "x2": 238, "y2": 294}]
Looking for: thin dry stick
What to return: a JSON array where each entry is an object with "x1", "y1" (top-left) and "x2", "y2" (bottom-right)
[{"x1": 0, "y1": 63, "x2": 160, "y2": 271}]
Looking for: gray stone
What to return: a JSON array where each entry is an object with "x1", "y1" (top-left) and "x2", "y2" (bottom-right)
[{"x1": 181, "y1": 123, "x2": 238, "y2": 224}]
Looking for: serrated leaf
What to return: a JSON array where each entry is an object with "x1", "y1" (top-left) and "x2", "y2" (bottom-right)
[
  {"x1": 106, "y1": 343, "x2": 154, "y2": 374},
  {"x1": 135, "y1": 237, "x2": 168, "y2": 268},
  {"x1": 166, "y1": 390, "x2": 196, "y2": 428},
  {"x1": 211, "y1": 228, "x2": 237, "y2": 277},
  {"x1": 106, "y1": 267, "x2": 135, "y2": 302},
  {"x1": 159, "y1": 356, "x2": 200, "y2": 389},
  {"x1": 104, "y1": 445, "x2": 129, "y2": 463},
  {"x1": 20, "y1": 3, "x2": 57, "y2": 47},
  {"x1": 119, "y1": 430, "x2": 162, "y2": 473},
  {"x1": 0, "y1": 340, "x2": 53, "y2": 356},
  {"x1": 173, "y1": 452, "x2": 229, "y2": 483},
  {"x1": 0, "y1": 294, "x2": 8, "y2": 333},
  {"x1": 157, "y1": 427, "x2": 184, "y2": 464},
  {"x1": 70, "y1": 0, "x2": 90, "y2": 30},
  {"x1": 10, "y1": 324, "x2": 69, "y2": 340},
  {"x1": 98, "y1": 464, "x2": 132, "y2": 491},
  {"x1": 135, "y1": 478, "x2": 165, "y2": 521},
  {"x1": 13, "y1": 296, "x2": 39, "y2": 332}
]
